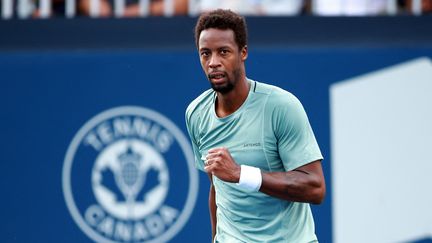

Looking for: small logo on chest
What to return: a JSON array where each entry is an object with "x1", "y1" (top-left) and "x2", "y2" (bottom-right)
[{"x1": 243, "y1": 142, "x2": 261, "y2": 148}]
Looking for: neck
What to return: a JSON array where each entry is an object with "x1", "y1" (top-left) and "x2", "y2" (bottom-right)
[{"x1": 215, "y1": 76, "x2": 250, "y2": 118}]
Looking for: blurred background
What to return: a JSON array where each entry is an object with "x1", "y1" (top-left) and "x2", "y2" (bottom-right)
[{"x1": 1, "y1": 0, "x2": 432, "y2": 243}]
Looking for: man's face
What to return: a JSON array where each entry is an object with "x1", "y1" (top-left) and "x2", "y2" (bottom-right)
[{"x1": 198, "y1": 28, "x2": 247, "y2": 94}]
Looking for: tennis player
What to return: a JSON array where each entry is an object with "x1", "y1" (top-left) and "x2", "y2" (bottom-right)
[{"x1": 185, "y1": 9, "x2": 326, "y2": 243}]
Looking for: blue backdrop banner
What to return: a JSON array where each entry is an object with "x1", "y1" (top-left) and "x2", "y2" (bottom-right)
[{"x1": 1, "y1": 46, "x2": 432, "y2": 242}]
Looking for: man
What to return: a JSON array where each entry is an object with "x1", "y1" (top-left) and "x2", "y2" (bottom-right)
[{"x1": 185, "y1": 9, "x2": 325, "y2": 243}]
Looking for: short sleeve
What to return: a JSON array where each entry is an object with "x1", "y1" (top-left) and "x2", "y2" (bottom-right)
[
  {"x1": 185, "y1": 107, "x2": 205, "y2": 172},
  {"x1": 271, "y1": 92, "x2": 323, "y2": 171}
]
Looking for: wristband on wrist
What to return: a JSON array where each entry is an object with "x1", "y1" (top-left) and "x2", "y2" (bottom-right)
[{"x1": 237, "y1": 165, "x2": 262, "y2": 192}]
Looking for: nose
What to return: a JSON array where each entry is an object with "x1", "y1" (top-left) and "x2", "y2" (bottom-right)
[{"x1": 208, "y1": 54, "x2": 221, "y2": 68}]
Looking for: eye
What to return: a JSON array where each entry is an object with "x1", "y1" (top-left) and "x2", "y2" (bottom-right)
[
  {"x1": 220, "y1": 49, "x2": 229, "y2": 55},
  {"x1": 200, "y1": 51, "x2": 209, "y2": 57}
]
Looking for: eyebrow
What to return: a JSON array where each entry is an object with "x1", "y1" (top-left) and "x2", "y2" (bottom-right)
[{"x1": 199, "y1": 46, "x2": 233, "y2": 52}]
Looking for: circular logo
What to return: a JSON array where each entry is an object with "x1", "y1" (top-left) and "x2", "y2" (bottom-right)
[{"x1": 63, "y1": 106, "x2": 198, "y2": 243}]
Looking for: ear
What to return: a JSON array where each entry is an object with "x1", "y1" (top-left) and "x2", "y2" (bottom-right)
[{"x1": 241, "y1": 45, "x2": 248, "y2": 61}]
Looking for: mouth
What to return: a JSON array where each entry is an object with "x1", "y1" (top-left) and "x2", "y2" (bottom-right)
[{"x1": 208, "y1": 72, "x2": 227, "y2": 83}]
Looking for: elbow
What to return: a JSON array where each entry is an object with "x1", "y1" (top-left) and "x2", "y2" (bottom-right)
[
  {"x1": 310, "y1": 183, "x2": 326, "y2": 205},
  {"x1": 311, "y1": 191, "x2": 325, "y2": 205},
  {"x1": 283, "y1": 177, "x2": 326, "y2": 204}
]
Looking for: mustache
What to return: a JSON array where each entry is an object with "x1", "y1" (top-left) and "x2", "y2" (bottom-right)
[{"x1": 208, "y1": 71, "x2": 227, "y2": 79}]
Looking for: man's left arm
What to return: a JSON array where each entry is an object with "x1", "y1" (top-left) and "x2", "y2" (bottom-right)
[{"x1": 265, "y1": 92, "x2": 325, "y2": 204}]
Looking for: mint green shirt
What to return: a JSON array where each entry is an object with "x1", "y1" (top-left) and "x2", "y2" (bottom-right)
[{"x1": 185, "y1": 80, "x2": 323, "y2": 243}]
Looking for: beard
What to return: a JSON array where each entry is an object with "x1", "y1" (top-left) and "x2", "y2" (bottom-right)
[
  {"x1": 210, "y1": 80, "x2": 234, "y2": 94},
  {"x1": 208, "y1": 68, "x2": 242, "y2": 94}
]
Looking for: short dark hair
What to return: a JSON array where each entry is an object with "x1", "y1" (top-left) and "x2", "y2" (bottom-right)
[{"x1": 194, "y1": 9, "x2": 248, "y2": 50}]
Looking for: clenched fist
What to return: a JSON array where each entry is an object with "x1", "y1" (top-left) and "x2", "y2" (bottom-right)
[{"x1": 204, "y1": 147, "x2": 241, "y2": 183}]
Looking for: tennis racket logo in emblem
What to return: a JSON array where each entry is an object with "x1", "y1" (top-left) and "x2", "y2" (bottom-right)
[
  {"x1": 92, "y1": 139, "x2": 169, "y2": 221},
  {"x1": 117, "y1": 146, "x2": 145, "y2": 201},
  {"x1": 63, "y1": 106, "x2": 198, "y2": 243}
]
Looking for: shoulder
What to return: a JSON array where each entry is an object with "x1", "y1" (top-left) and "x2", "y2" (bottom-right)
[
  {"x1": 253, "y1": 80, "x2": 307, "y2": 131},
  {"x1": 252, "y1": 80, "x2": 301, "y2": 109},
  {"x1": 185, "y1": 89, "x2": 214, "y2": 122}
]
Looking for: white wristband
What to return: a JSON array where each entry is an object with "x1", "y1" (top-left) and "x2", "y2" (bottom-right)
[{"x1": 237, "y1": 165, "x2": 262, "y2": 192}]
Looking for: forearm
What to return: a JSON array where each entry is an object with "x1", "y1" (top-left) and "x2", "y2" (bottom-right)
[{"x1": 259, "y1": 168, "x2": 325, "y2": 204}]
